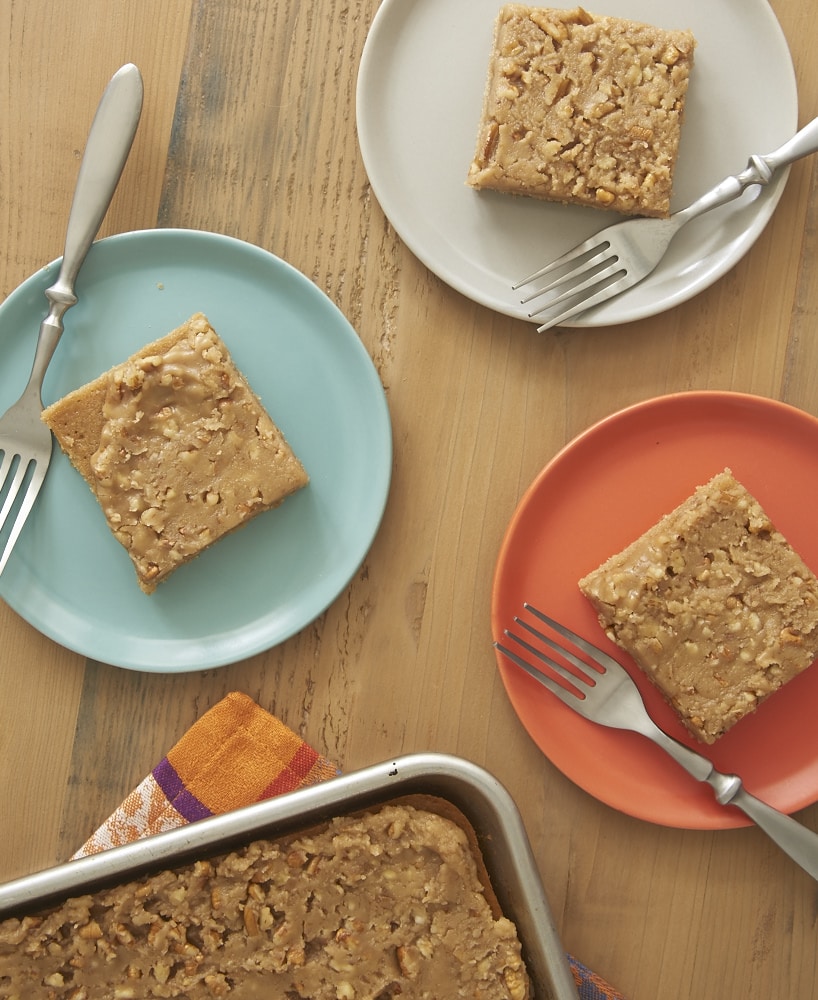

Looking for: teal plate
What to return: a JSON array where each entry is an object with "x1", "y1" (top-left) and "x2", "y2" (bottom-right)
[{"x1": 0, "y1": 230, "x2": 392, "y2": 671}]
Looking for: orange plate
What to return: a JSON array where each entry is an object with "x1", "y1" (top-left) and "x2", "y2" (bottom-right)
[{"x1": 491, "y1": 391, "x2": 818, "y2": 829}]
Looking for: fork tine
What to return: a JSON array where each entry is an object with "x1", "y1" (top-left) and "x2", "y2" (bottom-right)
[
  {"x1": 0, "y1": 450, "x2": 15, "y2": 497},
  {"x1": 512, "y1": 236, "x2": 612, "y2": 291},
  {"x1": 531, "y1": 270, "x2": 634, "y2": 332},
  {"x1": 512, "y1": 615, "x2": 600, "y2": 679},
  {"x1": 494, "y1": 638, "x2": 588, "y2": 710},
  {"x1": 524, "y1": 258, "x2": 626, "y2": 313},
  {"x1": 520, "y1": 257, "x2": 623, "y2": 311},
  {"x1": 523, "y1": 603, "x2": 621, "y2": 669},
  {"x1": 0, "y1": 460, "x2": 46, "y2": 575},
  {"x1": 503, "y1": 624, "x2": 595, "y2": 695},
  {"x1": 0, "y1": 455, "x2": 33, "y2": 533}
]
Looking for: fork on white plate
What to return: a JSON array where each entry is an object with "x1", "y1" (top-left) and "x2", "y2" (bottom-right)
[
  {"x1": 0, "y1": 64, "x2": 142, "y2": 575},
  {"x1": 515, "y1": 114, "x2": 818, "y2": 332},
  {"x1": 496, "y1": 603, "x2": 818, "y2": 882}
]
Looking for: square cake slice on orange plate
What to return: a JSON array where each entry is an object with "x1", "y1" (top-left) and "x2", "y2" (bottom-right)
[{"x1": 579, "y1": 469, "x2": 818, "y2": 744}]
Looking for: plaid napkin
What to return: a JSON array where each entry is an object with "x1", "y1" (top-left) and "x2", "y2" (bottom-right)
[{"x1": 73, "y1": 691, "x2": 624, "y2": 1000}]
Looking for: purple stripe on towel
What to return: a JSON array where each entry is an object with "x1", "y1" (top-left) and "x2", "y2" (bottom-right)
[{"x1": 152, "y1": 757, "x2": 213, "y2": 823}]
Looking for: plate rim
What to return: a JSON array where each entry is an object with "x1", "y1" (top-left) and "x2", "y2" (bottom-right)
[{"x1": 0, "y1": 227, "x2": 393, "y2": 672}]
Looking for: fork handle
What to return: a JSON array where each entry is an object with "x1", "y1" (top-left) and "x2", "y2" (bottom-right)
[
  {"x1": 715, "y1": 780, "x2": 818, "y2": 882},
  {"x1": 674, "y1": 114, "x2": 818, "y2": 228},
  {"x1": 649, "y1": 723, "x2": 818, "y2": 881},
  {"x1": 27, "y1": 64, "x2": 143, "y2": 392}
]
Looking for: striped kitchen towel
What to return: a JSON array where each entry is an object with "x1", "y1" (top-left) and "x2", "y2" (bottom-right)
[
  {"x1": 73, "y1": 691, "x2": 624, "y2": 1000},
  {"x1": 72, "y1": 691, "x2": 338, "y2": 857}
]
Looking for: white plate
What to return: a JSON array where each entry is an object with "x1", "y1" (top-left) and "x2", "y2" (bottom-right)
[
  {"x1": 356, "y1": 0, "x2": 797, "y2": 327},
  {"x1": 0, "y1": 230, "x2": 392, "y2": 672}
]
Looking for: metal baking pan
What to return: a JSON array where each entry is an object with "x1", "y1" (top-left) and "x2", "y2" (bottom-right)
[{"x1": 0, "y1": 752, "x2": 578, "y2": 1000}]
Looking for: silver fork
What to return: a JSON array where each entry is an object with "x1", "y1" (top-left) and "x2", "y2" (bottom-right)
[
  {"x1": 495, "y1": 603, "x2": 818, "y2": 882},
  {"x1": 515, "y1": 114, "x2": 818, "y2": 332},
  {"x1": 0, "y1": 64, "x2": 143, "y2": 575}
]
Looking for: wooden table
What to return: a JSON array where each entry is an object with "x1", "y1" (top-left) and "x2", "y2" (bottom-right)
[{"x1": 1, "y1": 2, "x2": 817, "y2": 997}]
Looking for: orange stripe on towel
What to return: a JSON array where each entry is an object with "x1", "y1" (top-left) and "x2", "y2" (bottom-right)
[{"x1": 165, "y1": 691, "x2": 336, "y2": 813}]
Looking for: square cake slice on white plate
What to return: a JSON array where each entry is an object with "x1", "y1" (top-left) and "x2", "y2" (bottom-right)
[{"x1": 467, "y1": 4, "x2": 695, "y2": 218}]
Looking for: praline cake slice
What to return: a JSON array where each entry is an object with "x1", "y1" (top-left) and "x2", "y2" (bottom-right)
[
  {"x1": 579, "y1": 469, "x2": 818, "y2": 743},
  {"x1": 467, "y1": 5, "x2": 695, "y2": 217},
  {"x1": 42, "y1": 313, "x2": 309, "y2": 593}
]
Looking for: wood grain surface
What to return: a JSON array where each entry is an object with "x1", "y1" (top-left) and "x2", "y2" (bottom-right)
[{"x1": 1, "y1": 2, "x2": 817, "y2": 997}]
